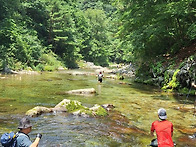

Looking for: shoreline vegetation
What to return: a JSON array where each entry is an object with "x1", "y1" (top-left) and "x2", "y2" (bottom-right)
[
  {"x1": 0, "y1": 1, "x2": 195, "y2": 96},
  {"x1": 0, "y1": 57, "x2": 195, "y2": 96}
]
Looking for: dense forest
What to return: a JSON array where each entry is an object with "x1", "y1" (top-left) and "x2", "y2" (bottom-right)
[{"x1": 0, "y1": 0, "x2": 195, "y2": 93}]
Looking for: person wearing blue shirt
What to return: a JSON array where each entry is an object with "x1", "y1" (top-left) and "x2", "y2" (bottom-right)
[{"x1": 16, "y1": 117, "x2": 42, "y2": 147}]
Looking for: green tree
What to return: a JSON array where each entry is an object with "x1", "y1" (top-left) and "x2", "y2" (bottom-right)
[
  {"x1": 0, "y1": 0, "x2": 44, "y2": 70},
  {"x1": 22, "y1": 0, "x2": 49, "y2": 44},
  {"x1": 117, "y1": 0, "x2": 195, "y2": 62},
  {"x1": 44, "y1": 0, "x2": 80, "y2": 68},
  {"x1": 83, "y1": 8, "x2": 110, "y2": 66}
]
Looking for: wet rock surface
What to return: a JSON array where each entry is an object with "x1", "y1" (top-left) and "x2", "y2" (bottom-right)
[{"x1": 26, "y1": 99, "x2": 107, "y2": 117}]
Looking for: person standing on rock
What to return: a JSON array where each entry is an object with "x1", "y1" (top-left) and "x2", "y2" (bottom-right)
[
  {"x1": 16, "y1": 117, "x2": 42, "y2": 147},
  {"x1": 97, "y1": 72, "x2": 104, "y2": 83},
  {"x1": 151, "y1": 108, "x2": 174, "y2": 147}
]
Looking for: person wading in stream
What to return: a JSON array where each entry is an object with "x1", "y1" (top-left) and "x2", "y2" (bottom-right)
[
  {"x1": 151, "y1": 108, "x2": 174, "y2": 147},
  {"x1": 16, "y1": 117, "x2": 42, "y2": 147},
  {"x1": 97, "y1": 72, "x2": 104, "y2": 83}
]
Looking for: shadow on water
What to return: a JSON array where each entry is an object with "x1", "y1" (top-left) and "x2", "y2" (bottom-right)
[{"x1": 0, "y1": 71, "x2": 195, "y2": 146}]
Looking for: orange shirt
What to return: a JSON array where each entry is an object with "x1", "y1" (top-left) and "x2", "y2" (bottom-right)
[{"x1": 151, "y1": 120, "x2": 174, "y2": 147}]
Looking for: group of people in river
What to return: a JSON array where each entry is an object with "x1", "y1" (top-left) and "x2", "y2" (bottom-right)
[
  {"x1": 1, "y1": 72, "x2": 195, "y2": 147},
  {"x1": 4, "y1": 108, "x2": 174, "y2": 147}
]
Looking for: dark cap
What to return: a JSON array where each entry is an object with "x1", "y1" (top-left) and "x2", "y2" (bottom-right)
[
  {"x1": 158, "y1": 108, "x2": 167, "y2": 120},
  {"x1": 18, "y1": 117, "x2": 32, "y2": 129}
]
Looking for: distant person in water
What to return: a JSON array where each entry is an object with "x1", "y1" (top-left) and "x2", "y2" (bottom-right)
[
  {"x1": 151, "y1": 108, "x2": 174, "y2": 147},
  {"x1": 98, "y1": 72, "x2": 104, "y2": 83}
]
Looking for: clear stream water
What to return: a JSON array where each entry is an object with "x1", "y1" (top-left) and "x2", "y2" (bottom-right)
[{"x1": 0, "y1": 70, "x2": 195, "y2": 147}]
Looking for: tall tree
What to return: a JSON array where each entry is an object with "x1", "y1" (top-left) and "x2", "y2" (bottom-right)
[
  {"x1": 83, "y1": 8, "x2": 110, "y2": 66},
  {"x1": 117, "y1": 0, "x2": 195, "y2": 62},
  {"x1": 0, "y1": 0, "x2": 43, "y2": 70},
  {"x1": 44, "y1": 0, "x2": 80, "y2": 68}
]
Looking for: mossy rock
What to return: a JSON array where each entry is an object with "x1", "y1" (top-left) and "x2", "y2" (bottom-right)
[
  {"x1": 54, "y1": 99, "x2": 85, "y2": 111},
  {"x1": 90, "y1": 104, "x2": 108, "y2": 117},
  {"x1": 55, "y1": 99, "x2": 108, "y2": 117},
  {"x1": 26, "y1": 99, "x2": 108, "y2": 117}
]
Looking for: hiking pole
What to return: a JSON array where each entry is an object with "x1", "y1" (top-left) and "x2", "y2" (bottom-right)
[
  {"x1": 194, "y1": 97, "x2": 196, "y2": 117},
  {"x1": 183, "y1": 86, "x2": 192, "y2": 107}
]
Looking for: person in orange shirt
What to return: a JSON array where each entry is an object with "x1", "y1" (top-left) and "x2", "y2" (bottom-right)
[{"x1": 151, "y1": 108, "x2": 174, "y2": 147}]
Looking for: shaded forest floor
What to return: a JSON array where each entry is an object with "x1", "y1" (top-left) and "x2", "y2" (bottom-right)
[
  {"x1": 164, "y1": 43, "x2": 196, "y2": 66},
  {"x1": 175, "y1": 43, "x2": 196, "y2": 62}
]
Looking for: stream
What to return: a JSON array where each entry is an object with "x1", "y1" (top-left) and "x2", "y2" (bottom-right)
[{"x1": 0, "y1": 70, "x2": 195, "y2": 147}]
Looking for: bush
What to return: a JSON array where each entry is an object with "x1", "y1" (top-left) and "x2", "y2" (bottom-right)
[{"x1": 35, "y1": 51, "x2": 63, "y2": 71}]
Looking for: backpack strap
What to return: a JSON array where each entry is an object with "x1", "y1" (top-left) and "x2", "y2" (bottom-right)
[{"x1": 16, "y1": 132, "x2": 30, "y2": 139}]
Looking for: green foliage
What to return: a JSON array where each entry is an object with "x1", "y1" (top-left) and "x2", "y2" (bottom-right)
[
  {"x1": 81, "y1": 8, "x2": 110, "y2": 66},
  {"x1": 66, "y1": 100, "x2": 84, "y2": 112},
  {"x1": 163, "y1": 71, "x2": 170, "y2": 86},
  {"x1": 117, "y1": 0, "x2": 195, "y2": 62},
  {"x1": 0, "y1": 0, "x2": 119, "y2": 70},
  {"x1": 94, "y1": 106, "x2": 108, "y2": 116},
  {"x1": 151, "y1": 61, "x2": 163, "y2": 75},
  {"x1": 178, "y1": 87, "x2": 196, "y2": 96},
  {"x1": 0, "y1": 0, "x2": 194, "y2": 79},
  {"x1": 22, "y1": 0, "x2": 49, "y2": 42},
  {"x1": 35, "y1": 52, "x2": 62, "y2": 71},
  {"x1": 162, "y1": 69, "x2": 180, "y2": 91},
  {"x1": 64, "y1": 100, "x2": 108, "y2": 117},
  {"x1": 0, "y1": 17, "x2": 43, "y2": 71}
]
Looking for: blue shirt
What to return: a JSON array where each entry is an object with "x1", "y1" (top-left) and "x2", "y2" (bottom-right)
[{"x1": 16, "y1": 132, "x2": 32, "y2": 147}]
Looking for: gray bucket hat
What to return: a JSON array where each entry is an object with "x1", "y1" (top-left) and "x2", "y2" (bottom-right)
[
  {"x1": 18, "y1": 117, "x2": 32, "y2": 129},
  {"x1": 158, "y1": 108, "x2": 167, "y2": 120}
]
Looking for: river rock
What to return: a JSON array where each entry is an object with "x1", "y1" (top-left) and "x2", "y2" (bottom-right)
[
  {"x1": 105, "y1": 74, "x2": 118, "y2": 79},
  {"x1": 101, "y1": 104, "x2": 115, "y2": 111},
  {"x1": 89, "y1": 104, "x2": 108, "y2": 116},
  {"x1": 17, "y1": 70, "x2": 39, "y2": 75},
  {"x1": 65, "y1": 71, "x2": 94, "y2": 76},
  {"x1": 66, "y1": 88, "x2": 96, "y2": 95},
  {"x1": 72, "y1": 110, "x2": 90, "y2": 118},
  {"x1": 54, "y1": 99, "x2": 84, "y2": 110},
  {"x1": 26, "y1": 99, "x2": 108, "y2": 117},
  {"x1": 26, "y1": 106, "x2": 53, "y2": 117}
]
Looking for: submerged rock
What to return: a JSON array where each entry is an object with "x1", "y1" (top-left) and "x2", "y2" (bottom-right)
[
  {"x1": 66, "y1": 88, "x2": 96, "y2": 95},
  {"x1": 188, "y1": 133, "x2": 196, "y2": 139},
  {"x1": 105, "y1": 74, "x2": 118, "y2": 79}
]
